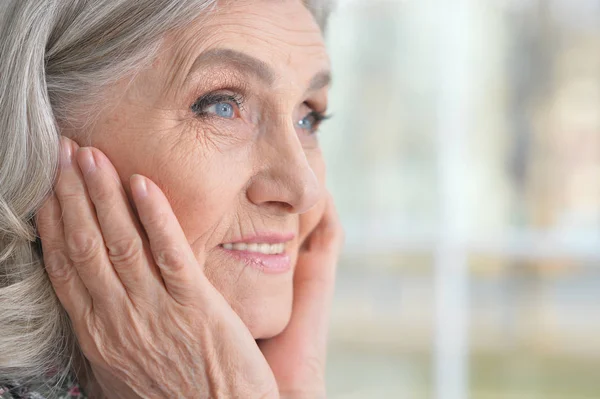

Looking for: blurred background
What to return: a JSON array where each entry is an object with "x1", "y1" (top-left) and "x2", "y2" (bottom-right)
[{"x1": 319, "y1": 0, "x2": 600, "y2": 398}]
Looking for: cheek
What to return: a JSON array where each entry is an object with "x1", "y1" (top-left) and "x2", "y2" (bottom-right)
[
  {"x1": 96, "y1": 126, "x2": 250, "y2": 249},
  {"x1": 155, "y1": 151, "x2": 250, "y2": 249}
]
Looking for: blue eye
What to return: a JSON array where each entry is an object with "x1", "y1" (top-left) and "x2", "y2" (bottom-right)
[
  {"x1": 296, "y1": 111, "x2": 330, "y2": 134},
  {"x1": 297, "y1": 114, "x2": 315, "y2": 131},
  {"x1": 207, "y1": 102, "x2": 235, "y2": 118},
  {"x1": 191, "y1": 92, "x2": 244, "y2": 119}
]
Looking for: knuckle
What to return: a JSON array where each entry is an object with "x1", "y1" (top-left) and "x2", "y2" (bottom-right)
[
  {"x1": 35, "y1": 202, "x2": 56, "y2": 231},
  {"x1": 321, "y1": 223, "x2": 337, "y2": 241},
  {"x1": 312, "y1": 225, "x2": 338, "y2": 250},
  {"x1": 38, "y1": 231, "x2": 65, "y2": 252},
  {"x1": 323, "y1": 218, "x2": 344, "y2": 248},
  {"x1": 89, "y1": 181, "x2": 117, "y2": 204},
  {"x1": 146, "y1": 211, "x2": 169, "y2": 232},
  {"x1": 43, "y1": 250, "x2": 74, "y2": 282},
  {"x1": 58, "y1": 189, "x2": 84, "y2": 204},
  {"x1": 155, "y1": 246, "x2": 186, "y2": 273},
  {"x1": 66, "y1": 229, "x2": 103, "y2": 264},
  {"x1": 107, "y1": 236, "x2": 144, "y2": 267}
]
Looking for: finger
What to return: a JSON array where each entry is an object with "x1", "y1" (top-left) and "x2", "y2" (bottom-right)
[
  {"x1": 35, "y1": 189, "x2": 92, "y2": 320},
  {"x1": 54, "y1": 136, "x2": 125, "y2": 301},
  {"x1": 292, "y1": 193, "x2": 343, "y2": 328},
  {"x1": 129, "y1": 173, "x2": 206, "y2": 305},
  {"x1": 76, "y1": 147, "x2": 161, "y2": 298},
  {"x1": 295, "y1": 192, "x2": 343, "y2": 283}
]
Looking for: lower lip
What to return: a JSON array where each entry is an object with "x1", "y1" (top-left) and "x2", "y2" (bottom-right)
[{"x1": 219, "y1": 246, "x2": 292, "y2": 274}]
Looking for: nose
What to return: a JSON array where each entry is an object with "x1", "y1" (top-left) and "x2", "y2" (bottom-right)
[{"x1": 246, "y1": 119, "x2": 321, "y2": 215}]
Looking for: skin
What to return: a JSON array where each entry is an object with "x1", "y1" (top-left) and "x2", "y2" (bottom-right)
[
  {"x1": 35, "y1": 0, "x2": 343, "y2": 398},
  {"x1": 72, "y1": 0, "x2": 331, "y2": 339}
]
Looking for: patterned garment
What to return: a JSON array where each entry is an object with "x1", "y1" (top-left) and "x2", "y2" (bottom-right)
[{"x1": 0, "y1": 374, "x2": 86, "y2": 399}]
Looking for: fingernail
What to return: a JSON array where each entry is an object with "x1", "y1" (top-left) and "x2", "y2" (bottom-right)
[
  {"x1": 131, "y1": 174, "x2": 148, "y2": 199},
  {"x1": 77, "y1": 147, "x2": 96, "y2": 175},
  {"x1": 60, "y1": 137, "x2": 72, "y2": 167}
]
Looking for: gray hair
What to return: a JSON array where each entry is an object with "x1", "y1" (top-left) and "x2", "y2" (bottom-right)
[{"x1": 0, "y1": 0, "x2": 333, "y2": 390}]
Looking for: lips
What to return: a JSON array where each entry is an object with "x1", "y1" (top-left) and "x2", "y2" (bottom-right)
[{"x1": 219, "y1": 233, "x2": 294, "y2": 274}]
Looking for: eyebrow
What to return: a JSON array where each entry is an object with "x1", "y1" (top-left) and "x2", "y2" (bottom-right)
[
  {"x1": 185, "y1": 48, "x2": 332, "y2": 93},
  {"x1": 307, "y1": 69, "x2": 332, "y2": 92}
]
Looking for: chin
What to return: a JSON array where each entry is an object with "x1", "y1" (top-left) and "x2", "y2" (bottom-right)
[
  {"x1": 201, "y1": 243, "x2": 302, "y2": 339},
  {"x1": 199, "y1": 236, "x2": 308, "y2": 339},
  {"x1": 242, "y1": 247, "x2": 302, "y2": 338},
  {"x1": 239, "y1": 285, "x2": 294, "y2": 339}
]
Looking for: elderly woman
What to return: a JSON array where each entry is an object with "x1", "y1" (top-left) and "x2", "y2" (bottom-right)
[{"x1": 0, "y1": 0, "x2": 343, "y2": 398}]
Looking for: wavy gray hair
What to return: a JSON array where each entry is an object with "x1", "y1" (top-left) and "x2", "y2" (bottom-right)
[{"x1": 0, "y1": 0, "x2": 333, "y2": 391}]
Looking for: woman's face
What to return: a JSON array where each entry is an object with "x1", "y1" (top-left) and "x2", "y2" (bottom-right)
[{"x1": 68, "y1": 0, "x2": 331, "y2": 338}]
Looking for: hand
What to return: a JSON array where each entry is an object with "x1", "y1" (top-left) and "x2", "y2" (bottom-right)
[
  {"x1": 258, "y1": 193, "x2": 344, "y2": 399},
  {"x1": 35, "y1": 136, "x2": 278, "y2": 399}
]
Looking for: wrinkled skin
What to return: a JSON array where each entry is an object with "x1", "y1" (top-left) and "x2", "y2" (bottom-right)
[
  {"x1": 36, "y1": 0, "x2": 343, "y2": 398},
  {"x1": 73, "y1": 0, "x2": 331, "y2": 339}
]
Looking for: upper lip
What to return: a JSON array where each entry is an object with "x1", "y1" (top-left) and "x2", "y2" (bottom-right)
[{"x1": 222, "y1": 232, "x2": 295, "y2": 245}]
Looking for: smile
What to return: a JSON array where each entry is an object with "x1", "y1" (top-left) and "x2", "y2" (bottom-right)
[
  {"x1": 218, "y1": 234, "x2": 294, "y2": 274},
  {"x1": 221, "y1": 242, "x2": 286, "y2": 255}
]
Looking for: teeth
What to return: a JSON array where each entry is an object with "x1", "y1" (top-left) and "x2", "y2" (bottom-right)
[
  {"x1": 272, "y1": 244, "x2": 283, "y2": 254},
  {"x1": 232, "y1": 243, "x2": 247, "y2": 251},
  {"x1": 274, "y1": 244, "x2": 283, "y2": 254},
  {"x1": 247, "y1": 243, "x2": 258, "y2": 252},
  {"x1": 222, "y1": 242, "x2": 285, "y2": 255}
]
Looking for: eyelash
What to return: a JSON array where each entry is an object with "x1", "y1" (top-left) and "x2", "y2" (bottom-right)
[
  {"x1": 190, "y1": 92, "x2": 245, "y2": 118},
  {"x1": 190, "y1": 91, "x2": 331, "y2": 134},
  {"x1": 301, "y1": 110, "x2": 332, "y2": 134}
]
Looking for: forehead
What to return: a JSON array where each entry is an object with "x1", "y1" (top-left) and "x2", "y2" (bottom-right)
[{"x1": 163, "y1": 0, "x2": 330, "y2": 89}]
